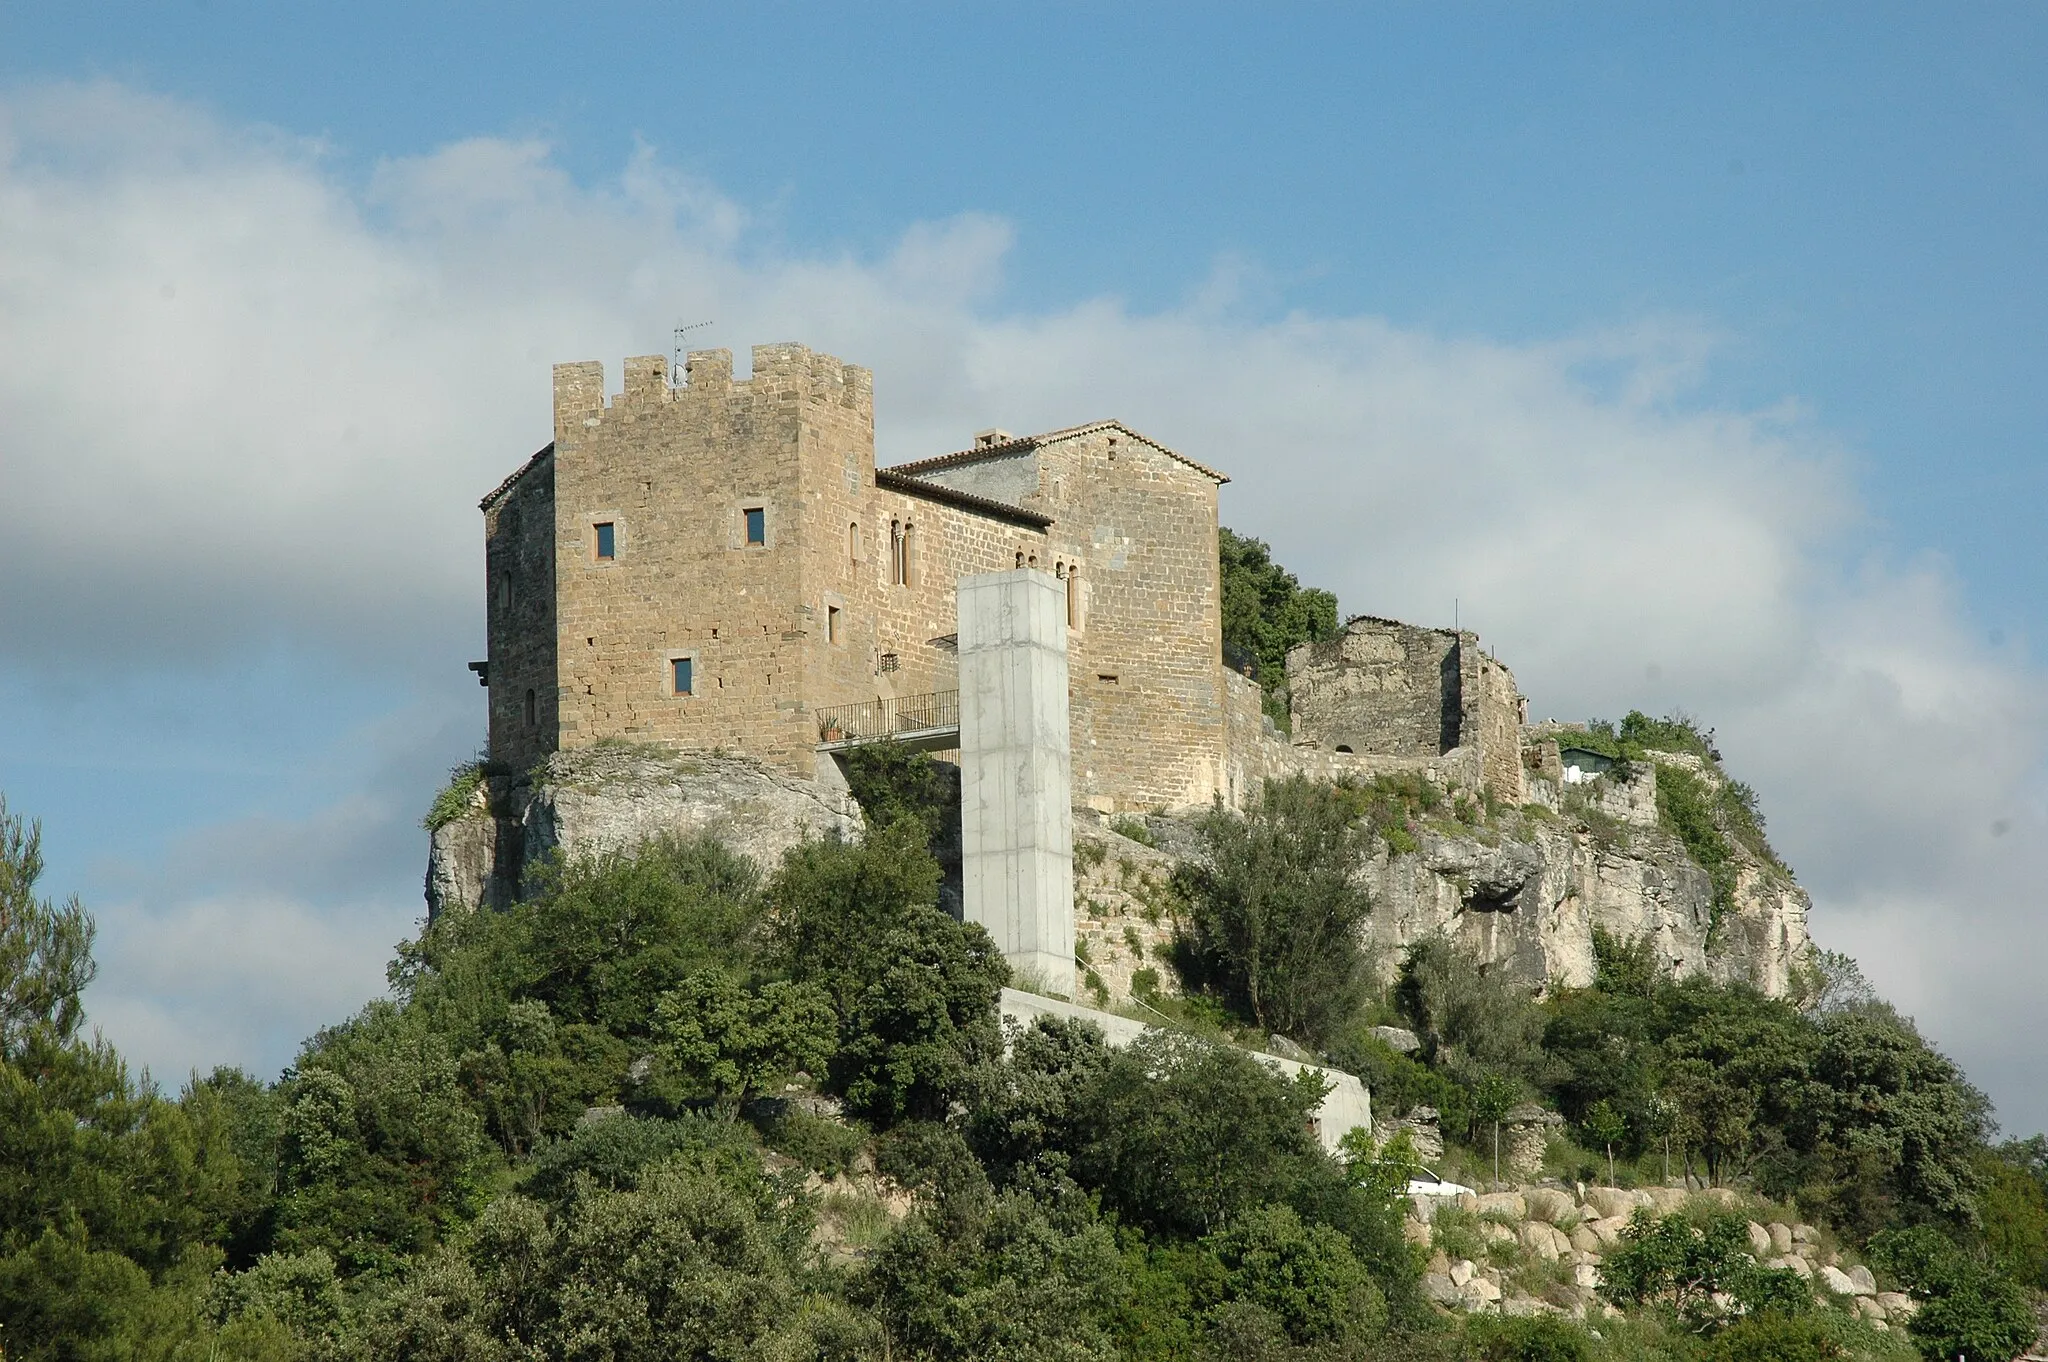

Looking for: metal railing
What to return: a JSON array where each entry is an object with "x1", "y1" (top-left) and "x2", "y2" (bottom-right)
[{"x1": 815, "y1": 690, "x2": 959, "y2": 744}]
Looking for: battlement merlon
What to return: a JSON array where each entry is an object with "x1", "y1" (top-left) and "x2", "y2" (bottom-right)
[{"x1": 553, "y1": 346, "x2": 875, "y2": 437}]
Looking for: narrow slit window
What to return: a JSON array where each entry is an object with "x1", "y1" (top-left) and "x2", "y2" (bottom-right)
[
  {"x1": 890, "y1": 520, "x2": 904, "y2": 586},
  {"x1": 523, "y1": 688, "x2": 537, "y2": 727},
  {"x1": 497, "y1": 570, "x2": 512, "y2": 610},
  {"x1": 594, "y1": 522, "x2": 616, "y2": 560},
  {"x1": 744, "y1": 507, "x2": 766, "y2": 546},
  {"x1": 671, "y1": 657, "x2": 694, "y2": 695},
  {"x1": 1066, "y1": 568, "x2": 1080, "y2": 628},
  {"x1": 827, "y1": 605, "x2": 842, "y2": 644},
  {"x1": 901, "y1": 522, "x2": 917, "y2": 586},
  {"x1": 848, "y1": 521, "x2": 861, "y2": 564}
]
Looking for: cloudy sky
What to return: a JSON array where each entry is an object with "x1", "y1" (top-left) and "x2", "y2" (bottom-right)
[{"x1": 3, "y1": 5, "x2": 2045, "y2": 1130}]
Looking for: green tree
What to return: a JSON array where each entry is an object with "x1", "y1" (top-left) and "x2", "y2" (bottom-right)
[
  {"x1": 1175, "y1": 778, "x2": 1375, "y2": 1047},
  {"x1": 655, "y1": 971, "x2": 836, "y2": 1118},
  {"x1": 1204, "y1": 1203, "x2": 1382, "y2": 1345},
  {"x1": 1869, "y1": 1224, "x2": 2039, "y2": 1362},
  {"x1": 1470, "y1": 1072, "x2": 1518, "y2": 1187},
  {"x1": 832, "y1": 909, "x2": 1008, "y2": 1125},
  {"x1": 1218, "y1": 528, "x2": 1340, "y2": 729},
  {"x1": 0, "y1": 796, "x2": 96, "y2": 1059},
  {"x1": 1583, "y1": 1100, "x2": 1626, "y2": 1185},
  {"x1": 1073, "y1": 1031, "x2": 1330, "y2": 1238},
  {"x1": 1598, "y1": 1209, "x2": 1806, "y2": 1332},
  {"x1": 1394, "y1": 938, "x2": 1548, "y2": 1087}
]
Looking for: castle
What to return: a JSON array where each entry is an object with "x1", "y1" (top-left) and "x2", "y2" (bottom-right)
[{"x1": 476, "y1": 342, "x2": 1530, "y2": 811}]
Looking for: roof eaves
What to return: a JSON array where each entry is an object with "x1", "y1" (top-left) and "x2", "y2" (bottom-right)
[
  {"x1": 875, "y1": 468, "x2": 1054, "y2": 529},
  {"x1": 885, "y1": 419, "x2": 1229, "y2": 484},
  {"x1": 480, "y1": 442, "x2": 555, "y2": 511}
]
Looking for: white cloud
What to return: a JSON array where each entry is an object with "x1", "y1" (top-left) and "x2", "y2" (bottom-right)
[{"x1": 4, "y1": 81, "x2": 2044, "y2": 1131}]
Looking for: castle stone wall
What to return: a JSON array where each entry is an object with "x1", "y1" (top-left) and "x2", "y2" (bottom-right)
[{"x1": 483, "y1": 451, "x2": 558, "y2": 775}]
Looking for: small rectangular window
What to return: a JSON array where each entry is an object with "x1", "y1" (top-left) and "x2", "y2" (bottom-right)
[
  {"x1": 671, "y1": 657, "x2": 693, "y2": 695},
  {"x1": 827, "y1": 605, "x2": 842, "y2": 644},
  {"x1": 744, "y1": 507, "x2": 766, "y2": 545},
  {"x1": 594, "y1": 522, "x2": 616, "y2": 560}
]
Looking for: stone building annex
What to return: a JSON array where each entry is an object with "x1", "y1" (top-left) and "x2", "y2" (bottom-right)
[{"x1": 475, "y1": 340, "x2": 1531, "y2": 817}]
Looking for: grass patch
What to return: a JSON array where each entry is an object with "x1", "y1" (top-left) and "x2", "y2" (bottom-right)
[
  {"x1": 1108, "y1": 814, "x2": 1156, "y2": 847},
  {"x1": 423, "y1": 758, "x2": 487, "y2": 831}
]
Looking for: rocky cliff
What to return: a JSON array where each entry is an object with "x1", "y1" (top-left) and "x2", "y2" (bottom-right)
[
  {"x1": 426, "y1": 742, "x2": 862, "y2": 918},
  {"x1": 1073, "y1": 753, "x2": 1813, "y2": 1010},
  {"x1": 428, "y1": 741, "x2": 1812, "y2": 1005}
]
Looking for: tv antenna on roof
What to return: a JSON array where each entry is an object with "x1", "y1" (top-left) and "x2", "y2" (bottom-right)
[{"x1": 672, "y1": 321, "x2": 714, "y2": 383}]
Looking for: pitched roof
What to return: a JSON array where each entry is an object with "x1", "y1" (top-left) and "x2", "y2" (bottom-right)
[
  {"x1": 884, "y1": 419, "x2": 1229, "y2": 484},
  {"x1": 874, "y1": 468, "x2": 1054, "y2": 529},
  {"x1": 480, "y1": 442, "x2": 554, "y2": 511}
]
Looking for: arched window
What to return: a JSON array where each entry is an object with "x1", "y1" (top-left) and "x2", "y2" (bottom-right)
[
  {"x1": 890, "y1": 520, "x2": 903, "y2": 585},
  {"x1": 848, "y1": 521, "x2": 861, "y2": 565},
  {"x1": 901, "y1": 522, "x2": 917, "y2": 587}
]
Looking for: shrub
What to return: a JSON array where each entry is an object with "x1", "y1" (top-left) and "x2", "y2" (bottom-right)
[
  {"x1": 422, "y1": 758, "x2": 487, "y2": 831},
  {"x1": 1108, "y1": 815, "x2": 1156, "y2": 847},
  {"x1": 1174, "y1": 777, "x2": 1375, "y2": 1047},
  {"x1": 1462, "y1": 1312, "x2": 1594, "y2": 1362}
]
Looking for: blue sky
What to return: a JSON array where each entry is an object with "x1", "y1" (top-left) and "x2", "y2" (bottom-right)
[{"x1": 2, "y1": 4, "x2": 2045, "y2": 1129}]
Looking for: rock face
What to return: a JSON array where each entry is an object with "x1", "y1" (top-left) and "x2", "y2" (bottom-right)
[
  {"x1": 426, "y1": 743, "x2": 861, "y2": 918},
  {"x1": 1359, "y1": 764, "x2": 1812, "y2": 998}
]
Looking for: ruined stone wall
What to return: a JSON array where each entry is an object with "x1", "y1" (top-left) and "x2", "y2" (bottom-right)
[
  {"x1": 1287, "y1": 618, "x2": 1460, "y2": 759},
  {"x1": 1285, "y1": 617, "x2": 1526, "y2": 804},
  {"x1": 1459, "y1": 642, "x2": 1526, "y2": 803},
  {"x1": 484, "y1": 451, "x2": 559, "y2": 775}
]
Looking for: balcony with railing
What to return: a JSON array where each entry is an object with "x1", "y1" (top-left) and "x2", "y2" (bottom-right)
[{"x1": 815, "y1": 690, "x2": 960, "y2": 752}]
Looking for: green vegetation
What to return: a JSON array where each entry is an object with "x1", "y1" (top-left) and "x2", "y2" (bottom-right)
[
  {"x1": 1107, "y1": 814, "x2": 1156, "y2": 847},
  {"x1": 1559, "y1": 713, "x2": 1788, "y2": 933},
  {"x1": 1219, "y1": 527, "x2": 1341, "y2": 729},
  {"x1": 1172, "y1": 778, "x2": 1376, "y2": 1048},
  {"x1": 421, "y1": 757, "x2": 487, "y2": 831},
  {"x1": 4, "y1": 745, "x2": 2044, "y2": 1361}
]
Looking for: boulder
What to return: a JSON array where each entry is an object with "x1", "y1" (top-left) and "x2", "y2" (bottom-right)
[
  {"x1": 1854, "y1": 1296, "x2": 1885, "y2": 1321},
  {"x1": 1584, "y1": 1186, "x2": 1636, "y2": 1220},
  {"x1": 1467, "y1": 1275, "x2": 1502, "y2": 1303},
  {"x1": 1876, "y1": 1292, "x2": 1917, "y2": 1320},
  {"x1": 1267, "y1": 1033, "x2": 1315, "y2": 1062},
  {"x1": 1370, "y1": 1025, "x2": 1422, "y2": 1053},
  {"x1": 1782, "y1": 1256, "x2": 1813, "y2": 1280},
  {"x1": 1768, "y1": 1222, "x2": 1794, "y2": 1256},
  {"x1": 1410, "y1": 1196, "x2": 1441, "y2": 1224},
  {"x1": 1423, "y1": 1273, "x2": 1461, "y2": 1306},
  {"x1": 1570, "y1": 1225, "x2": 1603, "y2": 1255},
  {"x1": 1641, "y1": 1186, "x2": 1689, "y2": 1215},
  {"x1": 1403, "y1": 1218, "x2": 1432, "y2": 1246},
  {"x1": 1501, "y1": 1297, "x2": 1549, "y2": 1318},
  {"x1": 1845, "y1": 1264, "x2": 1876, "y2": 1295},
  {"x1": 1698, "y1": 1187, "x2": 1741, "y2": 1209},
  {"x1": 1589, "y1": 1216, "x2": 1629, "y2": 1248},
  {"x1": 1818, "y1": 1265, "x2": 1859, "y2": 1296},
  {"x1": 1476, "y1": 1192, "x2": 1527, "y2": 1220},
  {"x1": 1450, "y1": 1260, "x2": 1478, "y2": 1288},
  {"x1": 1746, "y1": 1221, "x2": 1772, "y2": 1258},
  {"x1": 1574, "y1": 1262, "x2": 1602, "y2": 1290},
  {"x1": 1791, "y1": 1222, "x2": 1817, "y2": 1244},
  {"x1": 1428, "y1": 1250, "x2": 1451, "y2": 1276},
  {"x1": 1481, "y1": 1222, "x2": 1518, "y2": 1246},
  {"x1": 1525, "y1": 1187, "x2": 1577, "y2": 1225},
  {"x1": 1519, "y1": 1222, "x2": 1561, "y2": 1261}
]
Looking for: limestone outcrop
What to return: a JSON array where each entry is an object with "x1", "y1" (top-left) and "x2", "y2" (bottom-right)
[
  {"x1": 426, "y1": 743, "x2": 861, "y2": 918},
  {"x1": 1361, "y1": 794, "x2": 1812, "y2": 999}
]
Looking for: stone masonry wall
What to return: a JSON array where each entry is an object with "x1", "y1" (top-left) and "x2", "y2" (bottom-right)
[
  {"x1": 484, "y1": 452, "x2": 559, "y2": 775},
  {"x1": 1459, "y1": 639, "x2": 1527, "y2": 804},
  {"x1": 1287, "y1": 617, "x2": 1459, "y2": 759},
  {"x1": 922, "y1": 428, "x2": 1231, "y2": 812}
]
